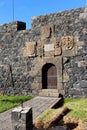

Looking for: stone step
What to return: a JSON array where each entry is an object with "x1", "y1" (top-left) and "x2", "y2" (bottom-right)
[{"x1": 39, "y1": 89, "x2": 59, "y2": 97}]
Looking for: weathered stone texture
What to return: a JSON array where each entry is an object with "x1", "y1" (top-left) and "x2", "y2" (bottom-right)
[
  {"x1": 11, "y1": 107, "x2": 33, "y2": 130},
  {"x1": 0, "y1": 6, "x2": 87, "y2": 97},
  {"x1": 0, "y1": 21, "x2": 26, "y2": 33},
  {"x1": 41, "y1": 24, "x2": 55, "y2": 39},
  {"x1": 23, "y1": 41, "x2": 36, "y2": 57},
  {"x1": 32, "y1": 7, "x2": 84, "y2": 36}
]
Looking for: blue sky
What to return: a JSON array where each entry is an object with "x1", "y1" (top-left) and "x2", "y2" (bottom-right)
[{"x1": 0, "y1": 0, "x2": 86, "y2": 29}]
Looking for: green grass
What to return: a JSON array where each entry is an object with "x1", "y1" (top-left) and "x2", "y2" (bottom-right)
[
  {"x1": 34, "y1": 98, "x2": 87, "y2": 129},
  {"x1": 64, "y1": 98, "x2": 87, "y2": 120},
  {"x1": 37, "y1": 98, "x2": 87, "y2": 121},
  {"x1": 0, "y1": 95, "x2": 33, "y2": 113}
]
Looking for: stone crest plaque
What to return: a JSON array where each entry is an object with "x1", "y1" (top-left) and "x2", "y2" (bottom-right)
[
  {"x1": 44, "y1": 44, "x2": 54, "y2": 52},
  {"x1": 61, "y1": 36, "x2": 74, "y2": 50},
  {"x1": 23, "y1": 41, "x2": 36, "y2": 57},
  {"x1": 41, "y1": 25, "x2": 54, "y2": 40}
]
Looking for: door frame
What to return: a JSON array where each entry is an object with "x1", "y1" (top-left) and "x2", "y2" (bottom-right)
[{"x1": 42, "y1": 63, "x2": 57, "y2": 89}]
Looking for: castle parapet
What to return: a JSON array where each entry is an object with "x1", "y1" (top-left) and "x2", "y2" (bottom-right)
[{"x1": 0, "y1": 21, "x2": 26, "y2": 33}]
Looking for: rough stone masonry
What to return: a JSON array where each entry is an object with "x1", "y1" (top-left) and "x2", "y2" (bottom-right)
[
  {"x1": 0, "y1": 6, "x2": 87, "y2": 97},
  {"x1": 11, "y1": 107, "x2": 33, "y2": 130}
]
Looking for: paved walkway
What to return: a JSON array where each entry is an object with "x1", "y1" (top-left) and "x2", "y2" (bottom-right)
[{"x1": 0, "y1": 96, "x2": 61, "y2": 130}]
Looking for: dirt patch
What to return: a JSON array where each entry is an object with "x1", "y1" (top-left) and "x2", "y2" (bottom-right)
[
  {"x1": 34, "y1": 99, "x2": 87, "y2": 130},
  {"x1": 34, "y1": 115, "x2": 86, "y2": 130}
]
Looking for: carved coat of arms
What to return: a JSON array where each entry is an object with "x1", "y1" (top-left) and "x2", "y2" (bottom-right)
[{"x1": 61, "y1": 36, "x2": 74, "y2": 50}]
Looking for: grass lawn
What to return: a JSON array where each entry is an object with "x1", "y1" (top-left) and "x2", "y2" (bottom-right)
[
  {"x1": 0, "y1": 95, "x2": 33, "y2": 113},
  {"x1": 64, "y1": 98, "x2": 87, "y2": 119},
  {"x1": 35, "y1": 98, "x2": 87, "y2": 130}
]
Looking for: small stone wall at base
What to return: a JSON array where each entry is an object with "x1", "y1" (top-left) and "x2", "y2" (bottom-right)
[{"x1": 11, "y1": 107, "x2": 33, "y2": 130}]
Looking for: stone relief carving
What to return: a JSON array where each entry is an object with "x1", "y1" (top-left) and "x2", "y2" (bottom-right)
[
  {"x1": 44, "y1": 43, "x2": 54, "y2": 57},
  {"x1": 23, "y1": 41, "x2": 36, "y2": 57},
  {"x1": 41, "y1": 25, "x2": 54, "y2": 40},
  {"x1": 44, "y1": 44, "x2": 54, "y2": 52},
  {"x1": 54, "y1": 46, "x2": 62, "y2": 56},
  {"x1": 37, "y1": 40, "x2": 44, "y2": 57},
  {"x1": 61, "y1": 36, "x2": 74, "y2": 51},
  {"x1": 24, "y1": 35, "x2": 76, "y2": 57},
  {"x1": 54, "y1": 37, "x2": 62, "y2": 56}
]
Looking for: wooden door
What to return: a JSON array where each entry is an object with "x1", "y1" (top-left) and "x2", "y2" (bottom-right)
[{"x1": 47, "y1": 65, "x2": 57, "y2": 89}]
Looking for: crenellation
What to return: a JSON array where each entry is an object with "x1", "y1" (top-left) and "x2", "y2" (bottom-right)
[{"x1": 0, "y1": 21, "x2": 26, "y2": 33}]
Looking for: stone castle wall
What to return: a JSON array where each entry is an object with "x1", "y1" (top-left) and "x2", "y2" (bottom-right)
[{"x1": 0, "y1": 7, "x2": 87, "y2": 97}]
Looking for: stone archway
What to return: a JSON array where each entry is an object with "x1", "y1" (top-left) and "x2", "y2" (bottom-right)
[{"x1": 42, "y1": 63, "x2": 57, "y2": 89}]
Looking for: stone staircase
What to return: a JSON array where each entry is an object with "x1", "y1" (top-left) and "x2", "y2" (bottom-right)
[{"x1": 39, "y1": 89, "x2": 59, "y2": 97}]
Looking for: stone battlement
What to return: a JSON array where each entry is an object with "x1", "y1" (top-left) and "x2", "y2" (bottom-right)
[
  {"x1": 0, "y1": 21, "x2": 26, "y2": 33},
  {"x1": 31, "y1": 7, "x2": 84, "y2": 28}
]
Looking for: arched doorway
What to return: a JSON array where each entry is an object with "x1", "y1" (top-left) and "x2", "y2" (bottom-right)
[{"x1": 42, "y1": 63, "x2": 57, "y2": 89}]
